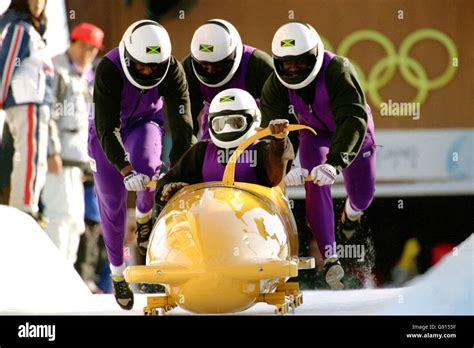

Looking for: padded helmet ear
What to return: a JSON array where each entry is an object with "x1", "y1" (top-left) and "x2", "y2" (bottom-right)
[
  {"x1": 208, "y1": 88, "x2": 261, "y2": 149},
  {"x1": 119, "y1": 20, "x2": 172, "y2": 89},
  {"x1": 271, "y1": 21, "x2": 324, "y2": 89},
  {"x1": 190, "y1": 19, "x2": 243, "y2": 88}
]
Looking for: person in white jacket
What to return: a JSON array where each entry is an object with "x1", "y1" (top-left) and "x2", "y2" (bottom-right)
[
  {"x1": 0, "y1": 0, "x2": 57, "y2": 219},
  {"x1": 42, "y1": 22, "x2": 104, "y2": 263}
]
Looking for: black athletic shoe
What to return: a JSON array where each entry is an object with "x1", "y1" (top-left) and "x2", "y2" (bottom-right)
[
  {"x1": 323, "y1": 258, "x2": 345, "y2": 290},
  {"x1": 136, "y1": 217, "x2": 153, "y2": 255},
  {"x1": 112, "y1": 276, "x2": 134, "y2": 310}
]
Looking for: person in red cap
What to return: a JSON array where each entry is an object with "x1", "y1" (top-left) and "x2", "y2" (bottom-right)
[
  {"x1": 70, "y1": 22, "x2": 104, "y2": 51},
  {"x1": 41, "y1": 22, "x2": 104, "y2": 264}
]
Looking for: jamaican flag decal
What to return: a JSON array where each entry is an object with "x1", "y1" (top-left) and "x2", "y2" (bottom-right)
[
  {"x1": 219, "y1": 95, "x2": 235, "y2": 103},
  {"x1": 280, "y1": 39, "x2": 295, "y2": 47},
  {"x1": 146, "y1": 46, "x2": 161, "y2": 54},
  {"x1": 199, "y1": 44, "x2": 214, "y2": 53}
]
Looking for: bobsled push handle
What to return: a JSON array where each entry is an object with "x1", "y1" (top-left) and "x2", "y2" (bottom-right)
[{"x1": 222, "y1": 125, "x2": 317, "y2": 186}]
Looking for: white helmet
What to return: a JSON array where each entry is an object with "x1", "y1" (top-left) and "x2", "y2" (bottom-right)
[
  {"x1": 119, "y1": 20, "x2": 172, "y2": 89},
  {"x1": 190, "y1": 19, "x2": 243, "y2": 88},
  {"x1": 271, "y1": 21, "x2": 324, "y2": 89},
  {"x1": 208, "y1": 88, "x2": 261, "y2": 149}
]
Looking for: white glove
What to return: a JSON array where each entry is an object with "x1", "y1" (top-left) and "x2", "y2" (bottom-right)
[
  {"x1": 123, "y1": 170, "x2": 150, "y2": 191},
  {"x1": 310, "y1": 164, "x2": 338, "y2": 186},
  {"x1": 151, "y1": 165, "x2": 169, "y2": 182},
  {"x1": 151, "y1": 171, "x2": 166, "y2": 182},
  {"x1": 284, "y1": 167, "x2": 309, "y2": 186}
]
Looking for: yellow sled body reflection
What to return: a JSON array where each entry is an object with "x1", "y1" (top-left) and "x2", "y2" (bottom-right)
[{"x1": 124, "y1": 125, "x2": 316, "y2": 315}]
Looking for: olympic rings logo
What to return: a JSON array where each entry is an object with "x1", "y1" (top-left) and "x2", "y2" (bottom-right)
[{"x1": 320, "y1": 29, "x2": 458, "y2": 108}]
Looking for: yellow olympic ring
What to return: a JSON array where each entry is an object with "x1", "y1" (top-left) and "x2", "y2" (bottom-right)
[
  {"x1": 338, "y1": 30, "x2": 398, "y2": 90},
  {"x1": 398, "y1": 28, "x2": 458, "y2": 90},
  {"x1": 368, "y1": 55, "x2": 429, "y2": 106},
  {"x1": 322, "y1": 28, "x2": 458, "y2": 108}
]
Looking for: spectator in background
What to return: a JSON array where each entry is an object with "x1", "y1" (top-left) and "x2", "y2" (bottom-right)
[
  {"x1": 0, "y1": 2, "x2": 18, "y2": 205},
  {"x1": 0, "y1": 125, "x2": 13, "y2": 204},
  {"x1": 181, "y1": 19, "x2": 273, "y2": 139},
  {"x1": 0, "y1": 1, "x2": 20, "y2": 39},
  {"x1": 388, "y1": 238, "x2": 420, "y2": 287},
  {"x1": 0, "y1": 0, "x2": 59, "y2": 221},
  {"x1": 42, "y1": 22, "x2": 104, "y2": 263}
]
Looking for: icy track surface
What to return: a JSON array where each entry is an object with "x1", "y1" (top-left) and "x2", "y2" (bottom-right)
[{"x1": 0, "y1": 206, "x2": 472, "y2": 315}]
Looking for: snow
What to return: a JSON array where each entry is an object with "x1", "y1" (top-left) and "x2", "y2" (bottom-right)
[
  {"x1": 0, "y1": 205, "x2": 472, "y2": 315},
  {"x1": 379, "y1": 232, "x2": 473, "y2": 315},
  {"x1": 0, "y1": 206, "x2": 92, "y2": 314}
]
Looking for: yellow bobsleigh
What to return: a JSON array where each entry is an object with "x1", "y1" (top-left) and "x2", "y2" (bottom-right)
[{"x1": 124, "y1": 125, "x2": 316, "y2": 315}]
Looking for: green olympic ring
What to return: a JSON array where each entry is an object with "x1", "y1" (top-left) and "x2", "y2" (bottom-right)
[{"x1": 321, "y1": 28, "x2": 458, "y2": 108}]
